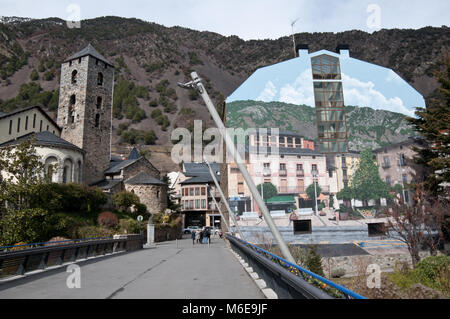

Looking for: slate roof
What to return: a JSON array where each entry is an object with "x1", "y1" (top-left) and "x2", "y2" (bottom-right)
[
  {"x1": 0, "y1": 131, "x2": 83, "y2": 153},
  {"x1": 181, "y1": 162, "x2": 221, "y2": 185},
  {"x1": 92, "y1": 179, "x2": 123, "y2": 191},
  {"x1": 128, "y1": 147, "x2": 140, "y2": 160},
  {"x1": 65, "y1": 43, "x2": 113, "y2": 66},
  {"x1": 104, "y1": 158, "x2": 140, "y2": 174},
  {"x1": 124, "y1": 172, "x2": 166, "y2": 186}
]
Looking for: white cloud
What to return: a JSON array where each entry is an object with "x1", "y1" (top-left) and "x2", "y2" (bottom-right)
[
  {"x1": 278, "y1": 68, "x2": 315, "y2": 106},
  {"x1": 342, "y1": 73, "x2": 415, "y2": 116},
  {"x1": 257, "y1": 81, "x2": 277, "y2": 102}
]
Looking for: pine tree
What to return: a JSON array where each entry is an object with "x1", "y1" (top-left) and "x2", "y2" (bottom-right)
[
  {"x1": 406, "y1": 56, "x2": 450, "y2": 196},
  {"x1": 305, "y1": 245, "x2": 325, "y2": 277}
]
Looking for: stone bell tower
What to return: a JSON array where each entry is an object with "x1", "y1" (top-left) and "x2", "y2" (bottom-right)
[{"x1": 57, "y1": 44, "x2": 114, "y2": 185}]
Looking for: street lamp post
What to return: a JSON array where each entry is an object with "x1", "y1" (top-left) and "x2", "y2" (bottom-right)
[{"x1": 312, "y1": 170, "x2": 319, "y2": 216}]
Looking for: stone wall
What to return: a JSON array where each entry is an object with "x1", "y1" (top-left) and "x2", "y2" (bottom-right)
[
  {"x1": 58, "y1": 54, "x2": 114, "y2": 185},
  {"x1": 122, "y1": 158, "x2": 160, "y2": 181},
  {"x1": 155, "y1": 225, "x2": 182, "y2": 242},
  {"x1": 321, "y1": 251, "x2": 432, "y2": 278},
  {"x1": 124, "y1": 183, "x2": 168, "y2": 214}
]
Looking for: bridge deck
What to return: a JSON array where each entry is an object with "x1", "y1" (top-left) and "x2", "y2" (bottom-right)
[{"x1": 0, "y1": 237, "x2": 265, "y2": 299}]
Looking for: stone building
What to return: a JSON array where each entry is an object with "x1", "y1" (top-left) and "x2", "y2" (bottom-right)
[
  {"x1": 0, "y1": 45, "x2": 168, "y2": 213},
  {"x1": 374, "y1": 137, "x2": 428, "y2": 205},
  {"x1": 57, "y1": 44, "x2": 114, "y2": 185}
]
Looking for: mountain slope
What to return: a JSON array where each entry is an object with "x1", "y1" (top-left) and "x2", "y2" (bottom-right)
[{"x1": 226, "y1": 100, "x2": 415, "y2": 151}]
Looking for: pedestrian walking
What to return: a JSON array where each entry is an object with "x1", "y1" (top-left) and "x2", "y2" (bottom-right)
[
  {"x1": 195, "y1": 230, "x2": 201, "y2": 244},
  {"x1": 199, "y1": 229, "x2": 204, "y2": 244},
  {"x1": 191, "y1": 230, "x2": 196, "y2": 245},
  {"x1": 206, "y1": 228, "x2": 211, "y2": 244}
]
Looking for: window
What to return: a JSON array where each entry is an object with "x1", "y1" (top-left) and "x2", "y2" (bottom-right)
[
  {"x1": 343, "y1": 169, "x2": 348, "y2": 179},
  {"x1": 195, "y1": 199, "x2": 200, "y2": 209},
  {"x1": 33, "y1": 114, "x2": 36, "y2": 128},
  {"x1": 383, "y1": 156, "x2": 390, "y2": 168},
  {"x1": 189, "y1": 200, "x2": 194, "y2": 209},
  {"x1": 69, "y1": 60, "x2": 72, "y2": 67},
  {"x1": 96, "y1": 96, "x2": 102, "y2": 109},
  {"x1": 95, "y1": 59, "x2": 99, "y2": 65},
  {"x1": 402, "y1": 174, "x2": 408, "y2": 184},
  {"x1": 47, "y1": 125, "x2": 49, "y2": 131},
  {"x1": 17, "y1": 117, "x2": 20, "y2": 133},
  {"x1": 280, "y1": 163, "x2": 286, "y2": 170},
  {"x1": 195, "y1": 187, "x2": 200, "y2": 196},
  {"x1": 71, "y1": 70, "x2": 77, "y2": 84},
  {"x1": 312, "y1": 164, "x2": 318, "y2": 174},
  {"x1": 201, "y1": 199, "x2": 206, "y2": 209},
  {"x1": 97, "y1": 72, "x2": 103, "y2": 86},
  {"x1": 386, "y1": 177, "x2": 391, "y2": 186},
  {"x1": 40, "y1": 120, "x2": 43, "y2": 132},
  {"x1": 9, "y1": 120, "x2": 12, "y2": 135},
  {"x1": 297, "y1": 164, "x2": 303, "y2": 171},
  {"x1": 190, "y1": 188, "x2": 194, "y2": 196},
  {"x1": 95, "y1": 114, "x2": 100, "y2": 128},
  {"x1": 78, "y1": 57, "x2": 82, "y2": 64},
  {"x1": 201, "y1": 187, "x2": 206, "y2": 196},
  {"x1": 311, "y1": 54, "x2": 341, "y2": 80},
  {"x1": 25, "y1": 116, "x2": 28, "y2": 130}
]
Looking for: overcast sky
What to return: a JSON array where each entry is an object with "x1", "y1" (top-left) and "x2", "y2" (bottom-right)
[{"x1": 1, "y1": 0, "x2": 449, "y2": 40}]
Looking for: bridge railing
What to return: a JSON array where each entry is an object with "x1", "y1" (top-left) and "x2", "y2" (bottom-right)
[
  {"x1": 226, "y1": 234, "x2": 366, "y2": 299},
  {"x1": 0, "y1": 235, "x2": 143, "y2": 281}
]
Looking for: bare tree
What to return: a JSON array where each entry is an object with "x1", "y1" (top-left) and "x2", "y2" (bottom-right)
[{"x1": 384, "y1": 184, "x2": 447, "y2": 267}]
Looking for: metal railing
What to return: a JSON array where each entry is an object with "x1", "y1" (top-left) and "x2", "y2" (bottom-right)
[
  {"x1": 0, "y1": 235, "x2": 143, "y2": 280},
  {"x1": 227, "y1": 234, "x2": 366, "y2": 299}
]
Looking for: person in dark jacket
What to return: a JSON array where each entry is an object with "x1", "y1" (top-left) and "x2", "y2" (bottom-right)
[
  {"x1": 199, "y1": 229, "x2": 204, "y2": 244},
  {"x1": 191, "y1": 230, "x2": 196, "y2": 244}
]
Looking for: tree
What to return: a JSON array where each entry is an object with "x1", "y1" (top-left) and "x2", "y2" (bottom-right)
[
  {"x1": 113, "y1": 191, "x2": 141, "y2": 213},
  {"x1": 385, "y1": 185, "x2": 447, "y2": 267},
  {"x1": 30, "y1": 69, "x2": 39, "y2": 81},
  {"x1": 336, "y1": 186, "x2": 355, "y2": 208},
  {"x1": 305, "y1": 245, "x2": 325, "y2": 276},
  {"x1": 306, "y1": 182, "x2": 322, "y2": 211},
  {"x1": 256, "y1": 182, "x2": 277, "y2": 201},
  {"x1": 406, "y1": 56, "x2": 450, "y2": 197},
  {"x1": 162, "y1": 175, "x2": 180, "y2": 212},
  {"x1": 352, "y1": 148, "x2": 391, "y2": 206}
]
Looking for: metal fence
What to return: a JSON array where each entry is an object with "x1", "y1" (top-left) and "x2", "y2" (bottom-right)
[
  {"x1": 0, "y1": 235, "x2": 143, "y2": 280},
  {"x1": 226, "y1": 234, "x2": 366, "y2": 299}
]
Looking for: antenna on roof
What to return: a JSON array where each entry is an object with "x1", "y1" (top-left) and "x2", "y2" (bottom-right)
[{"x1": 291, "y1": 18, "x2": 300, "y2": 58}]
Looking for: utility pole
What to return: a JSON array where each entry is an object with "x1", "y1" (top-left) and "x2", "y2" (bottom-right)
[
  {"x1": 179, "y1": 73, "x2": 296, "y2": 264},
  {"x1": 312, "y1": 170, "x2": 319, "y2": 216},
  {"x1": 205, "y1": 159, "x2": 245, "y2": 240}
]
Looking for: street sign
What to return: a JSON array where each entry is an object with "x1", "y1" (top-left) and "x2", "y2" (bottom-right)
[{"x1": 137, "y1": 215, "x2": 143, "y2": 222}]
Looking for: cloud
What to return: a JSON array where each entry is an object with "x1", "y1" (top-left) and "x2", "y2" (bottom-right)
[
  {"x1": 278, "y1": 68, "x2": 315, "y2": 106},
  {"x1": 342, "y1": 73, "x2": 415, "y2": 116},
  {"x1": 257, "y1": 81, "x2": 277, "y2": 102}
]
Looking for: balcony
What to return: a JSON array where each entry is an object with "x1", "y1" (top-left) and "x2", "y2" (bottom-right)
[
  {"x1": 279, "y1": 169, "x2": 287, "y2": 177},
  {"x1": 296, "y1": 169, "x2": 305, "y2": 177},
  {"x1": 278, "y1": 186, "x2": 304, "y2": 194}
]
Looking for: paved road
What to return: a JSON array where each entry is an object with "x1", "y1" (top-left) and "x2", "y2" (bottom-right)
[{"x1": 0, "y1": 237, "x2": 265, "y2": 299}]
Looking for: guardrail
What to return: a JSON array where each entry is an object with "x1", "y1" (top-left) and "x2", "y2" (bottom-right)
[
  {"x1": 226, "y1": 234, "x2": 366, "y2": 299},
  {"x1": 0, "y1": 235, "x2": 143, "y2": 281}
]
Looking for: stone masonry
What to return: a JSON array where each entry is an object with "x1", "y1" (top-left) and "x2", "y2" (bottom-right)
[
  {"x1": 57, "y1": 53, "x2": 114, "y2": 185},
  {"x1": 124, "y1": 184, "x2": 168, "y2": 214}
]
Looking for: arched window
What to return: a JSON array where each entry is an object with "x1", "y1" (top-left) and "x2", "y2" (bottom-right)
[
  {"x1": 45, "y1": 156, "x2": 59, "y2": 183},
  {"x1": 97, "y1": 72, "x2": 103, "y2": 86},
  {"x1": 71, "y1": 70, "x2": 77, "y2": 84},
  {"x1": 63, "y1": 159, "x2": 73, "y2": 184},
  {"x1": 95, "y1": 114, "x2": 100, "y2": 128},
  {"x1": 96, "y1": 96, "x2": 102, "y2": 109},
  {"x1": 77, "y1": 160, "x2": 82, "y2": 183},
  {"x1": 69, "y1": 94, "x2": 76, "y2": 124}
]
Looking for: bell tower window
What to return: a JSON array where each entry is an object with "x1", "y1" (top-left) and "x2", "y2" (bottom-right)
[
  {"x1": 69, "y1": 94, "x2": 76, "y2": 124},
  {"x1": 97, "y1": 72, "x2": 103, "y2": 86},
  {"x1": 96, "y1": 96, "x2": 102, "y2": 109},
  {"x1": 95, "y1": 114, "x2": 100, "y2": 128},
  {"x1": 71, "y1": 70, "x2": 77, "y2": 84}
]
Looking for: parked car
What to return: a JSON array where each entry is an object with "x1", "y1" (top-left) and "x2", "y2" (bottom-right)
[{"x1": 183, "y1": 226, "x2": 199, "y2": 234}]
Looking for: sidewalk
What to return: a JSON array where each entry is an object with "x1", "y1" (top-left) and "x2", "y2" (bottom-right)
[{"x1": 0, "y1": 237, "x2": 265, "y2": 299}]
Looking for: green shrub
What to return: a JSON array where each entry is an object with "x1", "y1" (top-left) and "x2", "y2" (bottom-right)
[
  {"x1": 113, "y1": 191, "x2": 140, "y2": 212},
  {"x1": 119, "y1": 219, "x2": 144, "y2": 234},
  {"x1": 30, "y1": 69, "x2": 39, "y2": 81},
  {"x1": 0, "y1": 208, "x2": 58, "y2": 246},
  {"x1": 76, "y1": 226, "x2": 114, "y2": 239},
  {"x1": 43, "y1": 71, "x2": 54, "y2": 81}
]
